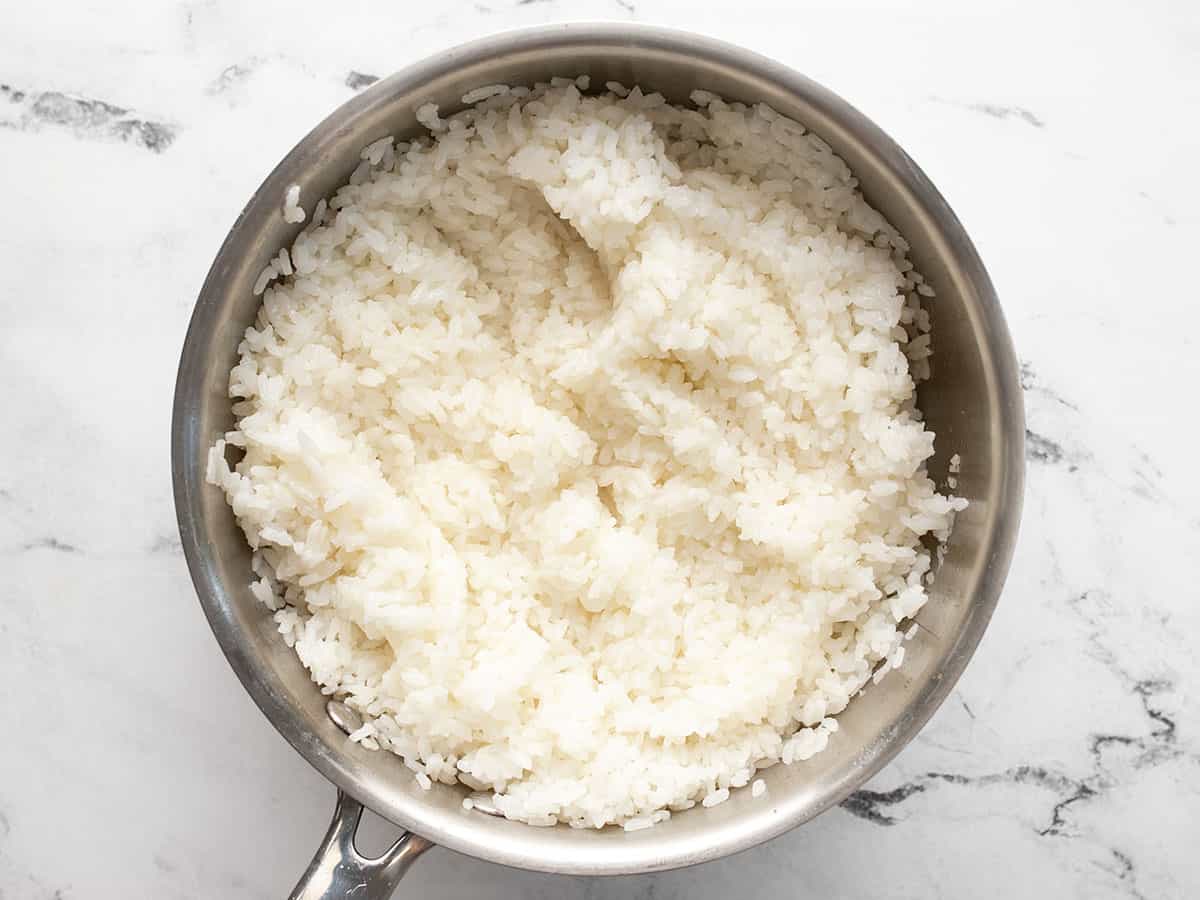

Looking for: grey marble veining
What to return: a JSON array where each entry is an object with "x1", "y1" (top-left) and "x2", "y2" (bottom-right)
[{"x1": 1, "y1": 1, "x2": 1197, "y2": 897}]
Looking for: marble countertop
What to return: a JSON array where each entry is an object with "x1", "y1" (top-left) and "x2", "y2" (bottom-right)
[{"x1": 2, "y1": 1, "x2": 1197, "y2": 897}]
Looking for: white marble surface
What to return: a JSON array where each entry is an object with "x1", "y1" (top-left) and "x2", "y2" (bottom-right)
[{"x1": 1, "y1": 0, "x2": 1197, "y2": 897}]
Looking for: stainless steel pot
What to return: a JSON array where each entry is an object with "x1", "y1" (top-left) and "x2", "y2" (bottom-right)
[{"x1": 172, "y1": 23, "x2": 1024, "y2": 899}]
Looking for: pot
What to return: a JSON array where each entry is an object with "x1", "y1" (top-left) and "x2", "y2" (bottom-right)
[{"x1": 172, "y1": 23, "x2": 1024, "y2": 898}]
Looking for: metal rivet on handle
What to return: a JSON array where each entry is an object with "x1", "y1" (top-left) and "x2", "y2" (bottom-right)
[{"x1": 326, "y1": 699, "x2": 363, "y2": 735}]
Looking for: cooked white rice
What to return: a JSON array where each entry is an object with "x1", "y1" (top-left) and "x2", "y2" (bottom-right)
[
  {"x1": 207, "y1": 80, "x2": 965, "y2": 829},
  {"x1": 282, "y1": 183, "x2": 305, "y2": 224}
]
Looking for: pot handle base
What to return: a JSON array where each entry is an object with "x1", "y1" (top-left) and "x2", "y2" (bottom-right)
[{"x1": 289, "y1": 790, "x2": 433, "y2": 900}]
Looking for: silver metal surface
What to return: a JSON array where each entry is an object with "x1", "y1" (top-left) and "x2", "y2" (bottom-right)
[
  {"x1": 466, "y1": 793, "x2": 504, "y2": 818},
  {"x1": 173, "y1": 22, "x2": 1024, "y2": 884},
  {"x1": 288, "y1": 791, "x2": 431, "y2": 900}
]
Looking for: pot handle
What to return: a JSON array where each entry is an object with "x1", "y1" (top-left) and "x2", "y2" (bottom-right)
[{"x1": 289, "y1": 790, "x2": 433, "y2": 900}]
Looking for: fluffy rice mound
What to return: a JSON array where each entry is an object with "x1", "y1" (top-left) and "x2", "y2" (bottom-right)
[{"x1": 208, "y1": 77, "x2": 965, "y2": 830}]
